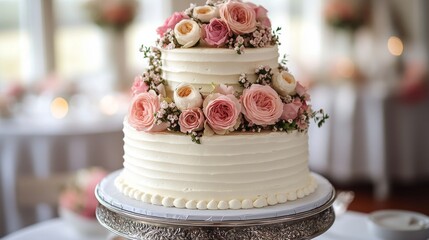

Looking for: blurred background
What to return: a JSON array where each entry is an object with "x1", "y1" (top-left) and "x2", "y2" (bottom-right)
[{"x1": 0, "y1": 0, "x2": 428, "y2": 237}]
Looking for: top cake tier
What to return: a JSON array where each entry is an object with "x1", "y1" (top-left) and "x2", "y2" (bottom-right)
[
  {"x1": 161, "y1": 46, "x2": 279, "y2": 97},
  {"x1": 126, "y1": 0, "x2": 329, "y2": 143}
]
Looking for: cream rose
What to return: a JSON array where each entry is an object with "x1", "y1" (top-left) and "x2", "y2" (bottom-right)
[
  {"x1": 273, "y1": 71, "x2": 297, "y2": 96},
  {"x1": 173, "y1": 83, "x2": 203, "y2": 110},
  {"x1": 174, "y1": 19, "x2": 201, "y2": 48},
  {"x1": 193, "y1": 6, "x2": 219, "y2": 23}
]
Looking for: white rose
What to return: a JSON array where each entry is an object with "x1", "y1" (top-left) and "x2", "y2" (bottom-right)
[
  {"x1": 193, "y1": 6, "x2": 219, "y2": 23},
  {"x1": 174, "y1": 19, "x2": 201, "y2": 48},
  {"x1": 273, "y1": 71, "x2": 297, "y2": 96},
  {"x1": 173, "y1": 83, "x2": 203, "y2": 110}
]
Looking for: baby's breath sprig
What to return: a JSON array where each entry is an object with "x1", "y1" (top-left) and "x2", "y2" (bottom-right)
[
  {"x1": 141, "y1": 71, "x2": 165, "y2": 94},
  {"x1": 248, "y1": 26, "x2": 273, "y2": 48},
  {"x1": 255, "y1": 65, "x2": 273, "y2": 85},
  {"x1": 184, "y1": 3, "x2": 196, "y2": 19},
  {"x1": 157, "y1": 29, "x2": 180, "y2": 50},
  {"x1": 239, "y1": 121, "x2": 263, "y2": 133},
  {"x1": 238, "y1": 73, "x2": 251, "y2": 89},
  {"x1": 155, "y1": 101, "x2": 181, "y2": 132},
  {"x1": 234, "y1": 35, "x2": 245, "y2": 54},
  {"x1": 278, "y1": 54, "x2": 289, "y2": 72},
  {"x1": 280, "y1": 94, "x2": 293, "y2": 104},
  {"x1": 139, "y1": 45, "x2": 166, "y2": 94},
  {"x1": 311, "y1": 109, "x2": 330, "y2": 128},
  {"x1": 226, "y1": 35, "x2": 245, "y2": 54},
  {"x1": 273, "y1": 119, "x2": 297, "y2": 133},
  {"x1": 205, "y1": 0, "x2": 226, "y2": 6},
  {"x1": 190, "y1": 131, "x2": 203, "y2": 144},
  {"x1": 139, "y1": 45, "x2": 162, "y2": 73},
  {"x1": 140, "y1": 45, "x2": 151, "y2": 59},
  {"x1": 227, "y1": 26, "x2": 276, "y2": 55},
  {"x1": 271, "y1": 26, "x2": 282, "y2": 46},
  {"x1": 237, "y1": 117, "x2": 265, "y2": 133}
]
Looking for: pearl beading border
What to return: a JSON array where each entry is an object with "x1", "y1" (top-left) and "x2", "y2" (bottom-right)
[{"x1": 114, "y1": 175, "x2": 318, "y2": 210}]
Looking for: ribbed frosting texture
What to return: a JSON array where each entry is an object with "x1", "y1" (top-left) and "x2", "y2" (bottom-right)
[
  {"x1": 160, "y1": 46, "x2": 279, "y2": 97},
  {"x1": 117, "y1": 119, "x2": 317, "y2": 210}
]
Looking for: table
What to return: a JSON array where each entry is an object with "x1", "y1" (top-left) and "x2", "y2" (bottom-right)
[
  {"x1": 1, "y1": 218, "x2": 110, "y2": 240},
  {"x1": 315, "y1": 211, "x2": 375, "y2": 240},
  {"x1": 1, "y1": 211, "x2": 376, "y2": 240},
  {"x1": 0, "y1": 116, "x2": 124, "y2": 236}
]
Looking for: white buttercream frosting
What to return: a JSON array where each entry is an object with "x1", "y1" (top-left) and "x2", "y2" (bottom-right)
[
  {"x1": 116, "y1": 119, "x2": 318, "y2": 210},
  {"x1": 160, "y1": 46, "x2": 279, "y2": 97}
]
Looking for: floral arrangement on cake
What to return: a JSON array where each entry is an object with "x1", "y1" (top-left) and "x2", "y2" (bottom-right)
[
  {"x1": 156, "y1": 0, "x2": 280, "y2": 54},
  {"x1": 84, "y1": 0, "x2": 139, "y2": 31},
  {"x1": 127, "y1": 0, "x2": 328, "y2": 144},
  {"x1": 58, "y1": 167, "x2": 107, "y2": 219}
]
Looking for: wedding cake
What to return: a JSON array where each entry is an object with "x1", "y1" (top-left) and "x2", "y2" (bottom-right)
[{"x1": 115, "y1": 0, "x2": 328, "y2": 210}]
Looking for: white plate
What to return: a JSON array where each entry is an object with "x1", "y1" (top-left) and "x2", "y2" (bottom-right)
[{"x1": 367, "y1": 210, "x2": 429, "y2": 240}]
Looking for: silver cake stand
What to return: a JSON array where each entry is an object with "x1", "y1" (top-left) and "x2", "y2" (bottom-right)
[{"x1": 96, "y1": 171, "x2": 335, "y2": 240}]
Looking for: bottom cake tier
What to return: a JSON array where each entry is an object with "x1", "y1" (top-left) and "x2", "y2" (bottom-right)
[{"x1": 118, "y1": 120, "x2": 317, "y2": 210}]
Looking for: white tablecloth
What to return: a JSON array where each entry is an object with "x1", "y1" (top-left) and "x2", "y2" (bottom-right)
[
  {"x1": 315, "y1": 211, "x2": 375, "y2": 240},
  {"x1": 1, "y1": 211, "x2": 375, "y2": 240},
  {"x1": 0, "y1": 116, "x2": 124, "y2": 236},
  {"x1": 1, "y1": 218, "x2": 109, "y2": 240}
]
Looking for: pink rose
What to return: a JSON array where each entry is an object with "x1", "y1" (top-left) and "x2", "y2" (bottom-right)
[
  {"x1": 128, "y1": 91, "x2": 168, "y2": 132},
  {"x1": 300, "y1": 100, "x2": 310, "y2": 112},
  {"x1": 156, "y1": 12, "x2": 189, "y2": 37},
  {"x1": 203, "y1": 18, "x2": 230, "y2": 47},
  {"x1": 219, "y1": 1, "x2": 257, "y2": 34},
  {"x1": 179, "y1": 108, "x2": 205, "y2": 133},
  {"x1": 247, "y1": 3, "x2": 271, "y2": 28},
  {"x1": 281, "y1": 98, "x2": 302, "y2": 121},
  {"x1": 203, "y1": 93, "x2": 242, "y2": 134},
  {"x1": 131, "y1": 75, "x2": 149, "y2": 96},
  {"x1": 295, "y1": 82, "x2": 311, "y2": 101},
  {"x1": 240, "y1": 84, "x2": 283, "y2": 126}
]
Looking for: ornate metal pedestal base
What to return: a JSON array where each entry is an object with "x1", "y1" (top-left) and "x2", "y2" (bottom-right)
[
  {"x1": 95, "y1": 171, "x2": 335, "y2": 240},
  {"x1": 97, "y1": 204, "x2": 334, "y2": 240}
]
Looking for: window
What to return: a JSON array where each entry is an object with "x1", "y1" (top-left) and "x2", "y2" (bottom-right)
[
  {"x1": 0, "y1": 0, "x2": 324, "y2": 88},
  {"x1": 0, "y1": 0, "x2": 24, "y2": 83}
]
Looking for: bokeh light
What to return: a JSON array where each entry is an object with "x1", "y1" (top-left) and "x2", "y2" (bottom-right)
[
  {"x1": 50, "y1": 97, "x2": 69, "y2": 119},
  {"x1": 387, "y1": 36, "x2": 404, "y2": 56}
]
